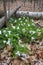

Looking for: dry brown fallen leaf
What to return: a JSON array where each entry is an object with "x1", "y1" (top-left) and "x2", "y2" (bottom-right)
[{"x1": 6, "y1": 44, "x2": 12, "y2": 52}]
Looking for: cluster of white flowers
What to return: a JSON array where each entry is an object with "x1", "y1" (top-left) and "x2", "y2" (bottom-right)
[{"x1": 0, "y1": 30, "x2": 2, "y2": 34}]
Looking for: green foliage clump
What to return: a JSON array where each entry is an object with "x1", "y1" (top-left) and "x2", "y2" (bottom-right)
[{"x1": 0, "y1": 16, "x2": 43, "y2": 57}]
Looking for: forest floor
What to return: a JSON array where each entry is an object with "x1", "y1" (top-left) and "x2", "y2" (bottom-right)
[
  {"x1": 0, "y1": 40, "x2": 43, "y2": 65},
  {"x1": 0, "y1": 1, "x2": 43, "y2": 65}
]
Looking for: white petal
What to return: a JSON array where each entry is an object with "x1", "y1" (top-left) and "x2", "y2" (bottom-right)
[
  {"x1": 17, "y1": 27, "x2": 19, "y2": 29},
  {"x1": 19, "y1": 18, "x2": 21, "y2": 20},
  {"x1": 12, "y1": 26, "x2": 15, "y2": 29},
  {"x1": 0, "y1": 30, "x2": 2, "y2": 34},
  {"x1": 15, "y1": 51, "x2": 20, "y2": 56},
  {"x1": 3, "y1": 40, "x2": 6, "y2": 43},
  {"x1": 31, "y1": 37, "x2": 35, "y2": 40},
  {"x1": 5, "y1": 34, "x2": 8, "y2": 37}
]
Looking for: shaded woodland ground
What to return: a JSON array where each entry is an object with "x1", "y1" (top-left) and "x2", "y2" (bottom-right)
[{"x1": 0, "y1": 0, "x2": 43, "y2": 65}]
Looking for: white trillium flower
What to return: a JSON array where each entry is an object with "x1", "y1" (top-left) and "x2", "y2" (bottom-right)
[
  {"x1": 31, "y1": 37, "x2": 35, "y2": 40},
  {"x1": 3, "y1": 30, "x2": 6, "y2": 33},
  {"x1": 19, "y1": 18, "x2": 21, "y2": 20},
  {"x1": 21, "y1": 45, "x2": 24, "y2": 47},
  {"x1": 17, "y1": 26, "x2": 19, "y2": 29},
  {"x1": 19, "y1": 39, "x2": 22, "y2": 44},
  {"x1": 29, "y1": 30, "x2": 32, "y2": 33},
  {"x1": 28, "y1": 24, "x2": 30, "y2": 26},
  {"x1": 15, "y1": 51, "x2": 20, "y2": 56},
  {"x1": 29, "y1": 30, "x2": 35, "y2": 34},
  {"x1": 12, "y1": 26, "x2": 15, "y2": 29},
  {"x1": 3, "y1": 40, "x2": 6, "y2": 43},
  {"x1": 0, "y1": 30, "x2": 2, "y2": 34},
  {"x1": 8, "y1": 31, "x2": 11, "y2": 35},
  {"x1": 22, "y1": 29, "x2": 25, "y2": 32},
  {"x1": 24, "y1": 23, "x2": 25, "y2": 25},
  {"x1": 15, "y1": 20, "x2": 17, "y2": 23},
  {"x1": 23, "y1": 17, "x2": 25, "y2": 19},
  {"x1": 25, "y1": 19, "x2": 28, "y2": 22},
  {"x1": 32, "y1": 31, "x2": 36, "y2": 34},
  {"x1": 7, "y1": 38, "x2": 11, "y2": 45},
  {"x1": 5, "y1": 34, "x2": 8, "y2": 37}
]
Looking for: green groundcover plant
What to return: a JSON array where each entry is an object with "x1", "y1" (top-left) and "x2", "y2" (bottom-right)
[{"x1": 0, "y1": 16, "x2": 43, "y2": 57}]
